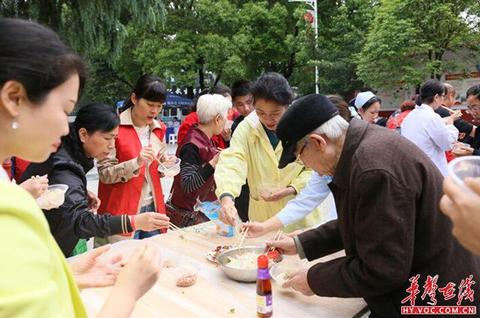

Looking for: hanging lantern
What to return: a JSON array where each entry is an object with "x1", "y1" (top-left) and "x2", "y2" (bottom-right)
[{"x1": 304, "y1": 10, "x2": 314, "y2": 25}]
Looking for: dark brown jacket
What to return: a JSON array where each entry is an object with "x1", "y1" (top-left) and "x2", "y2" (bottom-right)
[{"x1": 299, "y1": 119, "x2": 480, "y2": 317}]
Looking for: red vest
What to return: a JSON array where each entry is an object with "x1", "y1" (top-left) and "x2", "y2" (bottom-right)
[
  {"x1": 170, "y1": 126, "x2": 217, "y2": 211},
  {"x1": 98, "y1": 124, "x2": 167, "y2": 221}
]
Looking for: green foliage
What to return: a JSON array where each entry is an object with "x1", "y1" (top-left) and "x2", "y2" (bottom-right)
[
  {"x1": 292, "y1": 0, "x2": 375, "y2": 96},
  {"x1": 120, "y1": 0, "x2": 305, "y2": 94},
  {"x1": 357, "y1": 0, "x2": 480, "y2": 89},
  {"x1": 2, "y1": 0, "x2": 479, "y2": 103}
]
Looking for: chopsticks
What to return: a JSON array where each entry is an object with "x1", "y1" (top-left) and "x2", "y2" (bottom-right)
[
  {"x1": 267, "y1": 230, "x2": 283, "y2": 253},
  {"x1": 446, "y1": 107, "x2": 456, "y2": 114},
  {"x1": 235, "y1": 227, "x2": 249, "y2": 249},
  {"x1": 169, "y1": 222, "x2": 186, "y2": 233}
]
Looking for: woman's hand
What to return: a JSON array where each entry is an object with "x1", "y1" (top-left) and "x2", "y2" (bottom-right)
[
  {"x1": 209, "y1": 152, "x2": 221, "y2": 168},
  {"x1": 69, "y1": 245, "x2": 122, "y2": 289},
  {"x1": 113, "y1": 244, "x2": 162, "y2": 300},
  {"x1": 134, "y1": 213, "x2": 170, "y2": 231},
  {"x1": 20, "y1": 175, "x2": 48, "y2": 199},
  {"x1": 242, "y1": 217, "x2": 284, "y2": 238},
  {"x1": 445, "y1": 110, "x2": 462, "y2": 125},
  {"x1": 219, "y1": 196, "x2": 238, "y2": 226},
  {"x1": 221, "y1": 127, "x2": 232, "y2": 142},
  {"x1": 87, "y1": 190, "x2": 101, "y2": 212},
  {"x1": 452, "y1": 143, "x2": 474, "y2": 157},
  {"x1": 137, "y1": 146, "x2": 156, "y2": 167},
  {"x1": 97, "y1": 244, "x2": 163, "y2": 317},
  {"x1": 260, "y1": 186, "x2": 296, "y2": 202}
]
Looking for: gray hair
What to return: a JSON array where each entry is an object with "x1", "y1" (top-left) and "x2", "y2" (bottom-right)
[
  {"x1": 311, "y1": 115, "x2": 349, "y2": 140},
  {"x1": 196, "y1": 94, "x2": 232, "y2": 124}
]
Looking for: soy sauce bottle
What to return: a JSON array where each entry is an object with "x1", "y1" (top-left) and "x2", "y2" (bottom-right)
[{"x1": 256, "y1": 255, "x2": 273, "y2": 317}]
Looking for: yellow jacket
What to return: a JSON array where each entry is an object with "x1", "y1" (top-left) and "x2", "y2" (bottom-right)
[
  {"x1": 214, "y1": 112, "x2": 326, "y2": 232},
  {"x1": 0, "y1": 181, "x2": 86, "y2": 317}
]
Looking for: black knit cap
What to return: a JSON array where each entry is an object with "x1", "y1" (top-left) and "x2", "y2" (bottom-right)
[{"x1": 276, "y1": 94, "x2": 339, "y2": 168}]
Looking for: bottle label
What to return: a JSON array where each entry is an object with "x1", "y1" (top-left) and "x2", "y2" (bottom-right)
[
  {"x1": 256, "y1": 294, "x2": 272, "y2": 314},
  {"x1": 257, "y1": 268, "x2": 270, "y2": 280}
]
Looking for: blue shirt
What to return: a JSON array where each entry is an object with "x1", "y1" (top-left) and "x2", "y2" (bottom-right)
[{"x1": 276, "y1": 173, "x2": 337, "y2": 226}]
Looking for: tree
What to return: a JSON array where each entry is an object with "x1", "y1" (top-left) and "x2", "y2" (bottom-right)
[
  {"x1": 0, "y1": 0, "x2": 165, "y2": 59},
  {"x1": 114, "y1": 0, "x2": 307, "y2": 96},
  {"x1": 289, "y1": 0, "x2": 375, "y2": 96},
  {"x1": 0, "y1": 0, "x2": 166, "y2": 105},
  {"x1": 357, "y1": 0, "x2": 480, "y2": 90}
]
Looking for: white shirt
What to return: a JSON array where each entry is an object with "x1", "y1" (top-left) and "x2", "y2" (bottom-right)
[
  {"x1": 134, "y1": 125, "x2": 154, "y2": 206},
  {"x1": 0, "y1": 167, "x2": 9, "y2": 181},
  {"x1": 401, "y1": 104, "x2": 458, "y2": 176},
  {"x1": 276, "y1": 173, "x2": 337, "y2": 226}
]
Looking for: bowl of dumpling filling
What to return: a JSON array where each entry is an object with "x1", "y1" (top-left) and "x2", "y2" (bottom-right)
[
  {"x1": 269, "y1": 257, "x2": 308, "y2": 292},
  {"x1": 217, "y1": 246, "x2": 271, "y2": 283}
]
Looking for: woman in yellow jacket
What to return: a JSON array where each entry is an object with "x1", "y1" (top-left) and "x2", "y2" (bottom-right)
[{"x1": 215, "y1": 73, "x2": 325, "y2": 232}]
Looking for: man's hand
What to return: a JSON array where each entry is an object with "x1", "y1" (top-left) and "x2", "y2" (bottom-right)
[
  {"x1": 266, "y1": 233, "x2": 298, "y2": 255},
  {"x1": 283, "y1": 268, "x2": 314, "y2": 296},
  {"x1": 440, "y1": 177, "x2": 480, "y2": 255}
]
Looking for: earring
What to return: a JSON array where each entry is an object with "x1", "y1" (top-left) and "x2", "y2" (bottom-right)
[{"x1": 11, "y1": 120, "x2": 19, "y2": 130}]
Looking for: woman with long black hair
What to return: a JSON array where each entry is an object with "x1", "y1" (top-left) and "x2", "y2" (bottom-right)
[
  {"x1": 21, "y1": 103, "x2": 169, "y2": 257},
  {"x1": 401, "y1": 79, "x2": 460, "y2": 176}
]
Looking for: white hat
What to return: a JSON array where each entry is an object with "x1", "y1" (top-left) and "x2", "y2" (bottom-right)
[{"x1": 354, "y1": 91, "x2": 376, "y2": 109}]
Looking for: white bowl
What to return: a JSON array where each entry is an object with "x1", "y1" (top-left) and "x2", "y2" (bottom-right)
[
  {"x1": 270, "y1": 257, "x2": 307, "y2": 292},
  {"x1": 158, "y1": 158, "x2": 181, "y2": 177},
  {"x1": 37, "y1": 184, "x2": 68, "y2": 210}
]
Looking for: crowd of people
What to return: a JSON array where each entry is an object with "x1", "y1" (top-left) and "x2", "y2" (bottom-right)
[{"x1": 2, "y1": 17, "x2": 480, "y2": 317}]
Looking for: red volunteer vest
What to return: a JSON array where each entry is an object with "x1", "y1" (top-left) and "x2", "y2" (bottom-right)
[
  {"x1": 98, "y1": 123, "x2": 167, "y2": 220},
  {"x1": 170, "y1": 125, "x2": 218, "y2": 211}
]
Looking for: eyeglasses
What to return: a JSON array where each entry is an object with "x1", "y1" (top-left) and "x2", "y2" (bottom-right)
[
  {"x1": 294, "y1": 138, "x2": 308, "y2": 163},
  {"x1": 468, "y1": 104, "x2": 480, "y2": 112}
]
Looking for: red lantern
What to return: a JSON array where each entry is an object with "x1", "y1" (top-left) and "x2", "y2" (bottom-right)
[{"x1": 304, "y1": 10, "x2": 314, "y2": 25}]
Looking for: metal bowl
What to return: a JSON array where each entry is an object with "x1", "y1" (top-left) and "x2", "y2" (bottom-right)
[{"x1": 216, "y1": 246, "x2": 265, "y2": 283}]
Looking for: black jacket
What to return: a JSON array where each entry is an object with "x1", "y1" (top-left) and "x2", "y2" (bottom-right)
[
  {"x1": 299, "y1": 119, "x2": 480, "y2": 317},
  {"x1": 21, "y1": 128, "x2": 132, "y2": 256}
]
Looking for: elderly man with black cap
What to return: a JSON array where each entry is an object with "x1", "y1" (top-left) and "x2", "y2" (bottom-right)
[{"x1": 268, "y1": 94, "x2": 480, "y2": 317}]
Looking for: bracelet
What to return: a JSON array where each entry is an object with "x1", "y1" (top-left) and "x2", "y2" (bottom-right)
[{"x1": 129, "y1": 215, "x2": 136, "y2": 231}]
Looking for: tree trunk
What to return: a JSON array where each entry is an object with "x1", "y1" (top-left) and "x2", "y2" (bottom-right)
[
  {"x1": 38, "y1": 0, "x2": 62, "y2": 31},
  {"x1": 434, "y1": 51, "x2": 444, "y2": 80},
  {"x1": 198, "y1": 56, "x2": 205, "y2": 90},
  {"x1": 428, "y1": 50, "x2": 435, "y2": 79},
  {"x1": 186, "y1": 86, "x2": 194, "y2": 99}
]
